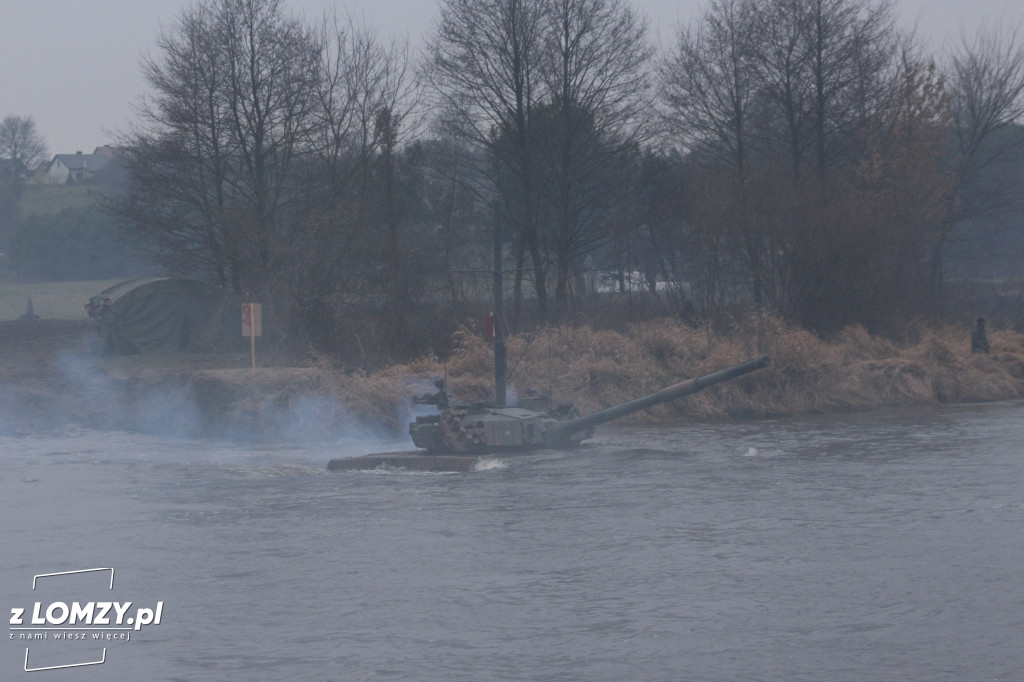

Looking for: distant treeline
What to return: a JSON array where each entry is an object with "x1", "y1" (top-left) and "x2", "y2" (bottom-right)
[{"x1": 82, "y1": 0, "x2": 1024, "y2": 362}]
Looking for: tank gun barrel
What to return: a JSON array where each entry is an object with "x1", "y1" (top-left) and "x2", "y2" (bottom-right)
[{"x1": 545, "y1": 355, "x2": 770, "y2": 444}]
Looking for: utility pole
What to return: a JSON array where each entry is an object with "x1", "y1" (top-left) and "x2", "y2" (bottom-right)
[{"x1": 493, "y1": 202, "x2": 507, "y2": 407}]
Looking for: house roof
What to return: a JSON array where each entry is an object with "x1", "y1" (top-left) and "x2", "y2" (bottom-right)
[
  {"x1": 92, "y1": 145, "x2": 121, "y2": 159},
  {"x1": 51, "y1": 152, "x2": 110, "y2": 172}
]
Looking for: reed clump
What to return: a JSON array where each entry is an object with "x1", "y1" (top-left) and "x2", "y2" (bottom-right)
[{"x1": 316, "y1": 314, "x2": 1024, "y2": 433}]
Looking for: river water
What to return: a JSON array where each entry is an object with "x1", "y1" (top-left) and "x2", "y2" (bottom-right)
[{"x1": 2, "y1": 401, "x2": 1023, "y2": 681}]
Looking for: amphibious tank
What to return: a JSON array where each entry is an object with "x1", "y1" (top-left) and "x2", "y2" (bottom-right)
[{"x1": 327, "y1": 355, "x2": 770, "y2": 472}]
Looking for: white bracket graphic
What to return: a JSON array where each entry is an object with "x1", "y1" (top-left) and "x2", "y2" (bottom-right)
[
  {"x1": 21, "y1": 568, "x2": 115, "y2": 671},
  {"x1": 25, "y1": 649, "x2": 106, "y2": 672},
  {"x1": 32, "y1": 567, "x2": 114, "y2": 590}
]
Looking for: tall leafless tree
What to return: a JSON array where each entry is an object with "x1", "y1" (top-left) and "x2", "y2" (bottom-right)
[
  {"x1": 660, "y1": 0, "x2": 758, "y2": 177},
  {"x1": 119, "y1": 0, "x2": 322, "y2": 297},
  {"x1": 312, "y1": 12, "x2": 417, "y2": 199},
  {"x1": 118, "y1": 0, "x2": 323, "y2": 295},
  {"x1": 938, "y1": 19, "x2": 1024, "y2": 293},
  {"x1": 298, "y1": 13, "x2": 419, "y2": 352},
  {"x1": 218, "y1": 0, "x2": 321, "y2": 291},
  {"x1": 537, "y1": 0, "x2": 653, "y2": 310},
  {"x1": 659, "y1": 0, "x2": 954, "y2": 331},
  {"x1": 0, "y1": 115, "x2": 49, "y2": 169},
  {"x1": 753, "y1": 0, "x2": 899, "y2": 183},
  {"x1": 112, "y1": 0, "x2": 324, "y2": 349},
  {"x1": 0, "y1": 115, "x2": 48, "y2": 231},
  {"x1": 118, "y1": 1, "x2": 239, "y2": 287},
  {"x1": 112, "y1": 0, "x2": 428, "y2": 354},
  {"x1": 425, "y1": 0, "x2": 550, "y2": 322},
  {"x1": 660, "y1": 0, "x2": 763, "y2": 308},
  {"x1": 948, "y1": 18, "x2": 1024, "y2": 221}
]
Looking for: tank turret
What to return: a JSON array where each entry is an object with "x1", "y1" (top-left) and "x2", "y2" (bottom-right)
[{"x1": 328, "y1": 356, "x2": 770, "y2": 471}]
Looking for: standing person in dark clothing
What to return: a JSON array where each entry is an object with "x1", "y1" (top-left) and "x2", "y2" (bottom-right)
[{"x1": 971, "y1": 317, "x2": 990, "y2": 354}]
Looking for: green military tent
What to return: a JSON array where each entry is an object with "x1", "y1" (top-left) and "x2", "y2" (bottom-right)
[{"x1": 87, "y1": 278, "x2": 237, "y2": 355}]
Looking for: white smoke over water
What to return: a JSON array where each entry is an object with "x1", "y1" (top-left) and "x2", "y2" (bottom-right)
[{"x1": 0, "y1": 348, "x2": 426, "y2": 454}]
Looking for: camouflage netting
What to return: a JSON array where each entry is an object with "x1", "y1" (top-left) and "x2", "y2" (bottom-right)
[{"x1": 88, "y1": 278, "x2": 239, "y2": 355}]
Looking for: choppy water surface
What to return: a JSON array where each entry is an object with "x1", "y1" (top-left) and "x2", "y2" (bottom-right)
[{"x1": 2, "y1": 402, "x2": 1023, "y2": 681}]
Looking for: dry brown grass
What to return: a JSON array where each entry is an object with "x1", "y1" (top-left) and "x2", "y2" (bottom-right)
[
  {"x1": 318, "y1": 314, "x2": 1024, "y2": 429},
  {"x1": 8, "y1": 314, "x2": 1018, "y2": 439}
]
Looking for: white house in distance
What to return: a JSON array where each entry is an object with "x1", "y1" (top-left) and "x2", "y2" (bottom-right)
[{"x1": 45, "y1": 145, "x2": 119, "y2": 186}]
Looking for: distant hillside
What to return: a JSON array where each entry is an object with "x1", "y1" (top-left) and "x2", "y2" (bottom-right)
[
  {"x1": 0, "y1": 278, "x2": 125, "y2": 320},
  {"x1": 18, "y1": 185, "x2": 103, "y2": 217}
]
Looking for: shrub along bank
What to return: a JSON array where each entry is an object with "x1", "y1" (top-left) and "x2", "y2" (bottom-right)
[
  {"x1": 5, "y1": 315, "x2": 1022, "y2": 439},
  {"x1": 321, "y1": 315, "x2": 1024, "y2": 433}
]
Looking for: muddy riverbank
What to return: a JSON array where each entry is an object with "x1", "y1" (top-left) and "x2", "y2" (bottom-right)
[{"x1": 1, "y1": 317, "x2": 1022, "y2": 439}]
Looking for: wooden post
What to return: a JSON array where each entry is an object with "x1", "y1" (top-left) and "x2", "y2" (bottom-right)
[{"x1": 242, "y1": 303, "x2": 262, "y2": 371}]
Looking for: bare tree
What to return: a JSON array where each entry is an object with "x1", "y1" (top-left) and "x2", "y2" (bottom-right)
[
  {"x1": 948, "y1": 18, "x2": 1024, "y2": 220},
  {"x1": 938, "y1": 18, "x2": 1024, "y2": 297},
  {"x1": 112, "y1": 0, "x2": 434, "y2": 354},
  {"x1": 818, "y1": 58, "x2": 954, "y2": 328},
  {"x1": 751, "y1": 0, "x2": 916, "y2": 328},
  {"x1": 537, "y1": 0, "x2": 653, "y2": 311},
  {"x1": 660, "y1": 0, "x2": 764, "y2": 307},
  {"x1": 660, "y1": 0, "x2": 759, "y2": 176},
  {"x1": 0, "y1": 115, "x2": 48, "y2": 169},
  {"x1": 659, "y1": 0, "x2": 956, "y2": 331},
  {"x1": 303, "y1": 12, "x2": 420, "y2": 352},
  {"x1": 312, "y1": 12, "x2": 417, "y2": 198},
  {"x1": 1, "y1": 115, "x2": 48, "y2": 230},
  {"x1": 425, "y1": 0, "x2": 550, "y2": 322},
  {"x1": 112, "y1": 0, "x2": 321, "y2": 309},
  {"x1": 218, "y1": 0, "x2": 322, "y2": 292},
  {"x1": 415, "y1": 136, "x2": 491, "y2": 305},
  {"x1": 117, "y1": 1, "x2": 239, "y2": 286},
  {"x1": 753, "y1": 0, "x2": 899, "y2": 182}
]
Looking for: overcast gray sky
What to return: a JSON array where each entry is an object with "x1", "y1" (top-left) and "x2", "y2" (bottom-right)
[{"x1": 1, "y1": 0, "x2": 1021, "y2": 157}]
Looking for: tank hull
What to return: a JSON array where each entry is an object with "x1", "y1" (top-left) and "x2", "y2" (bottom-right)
[
  {"x1": 409, "y1": 407, "x2": 590, "y2": 452},
  {"x1": 327, "y1": 441, "x2": 587, "y2": 472}
]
